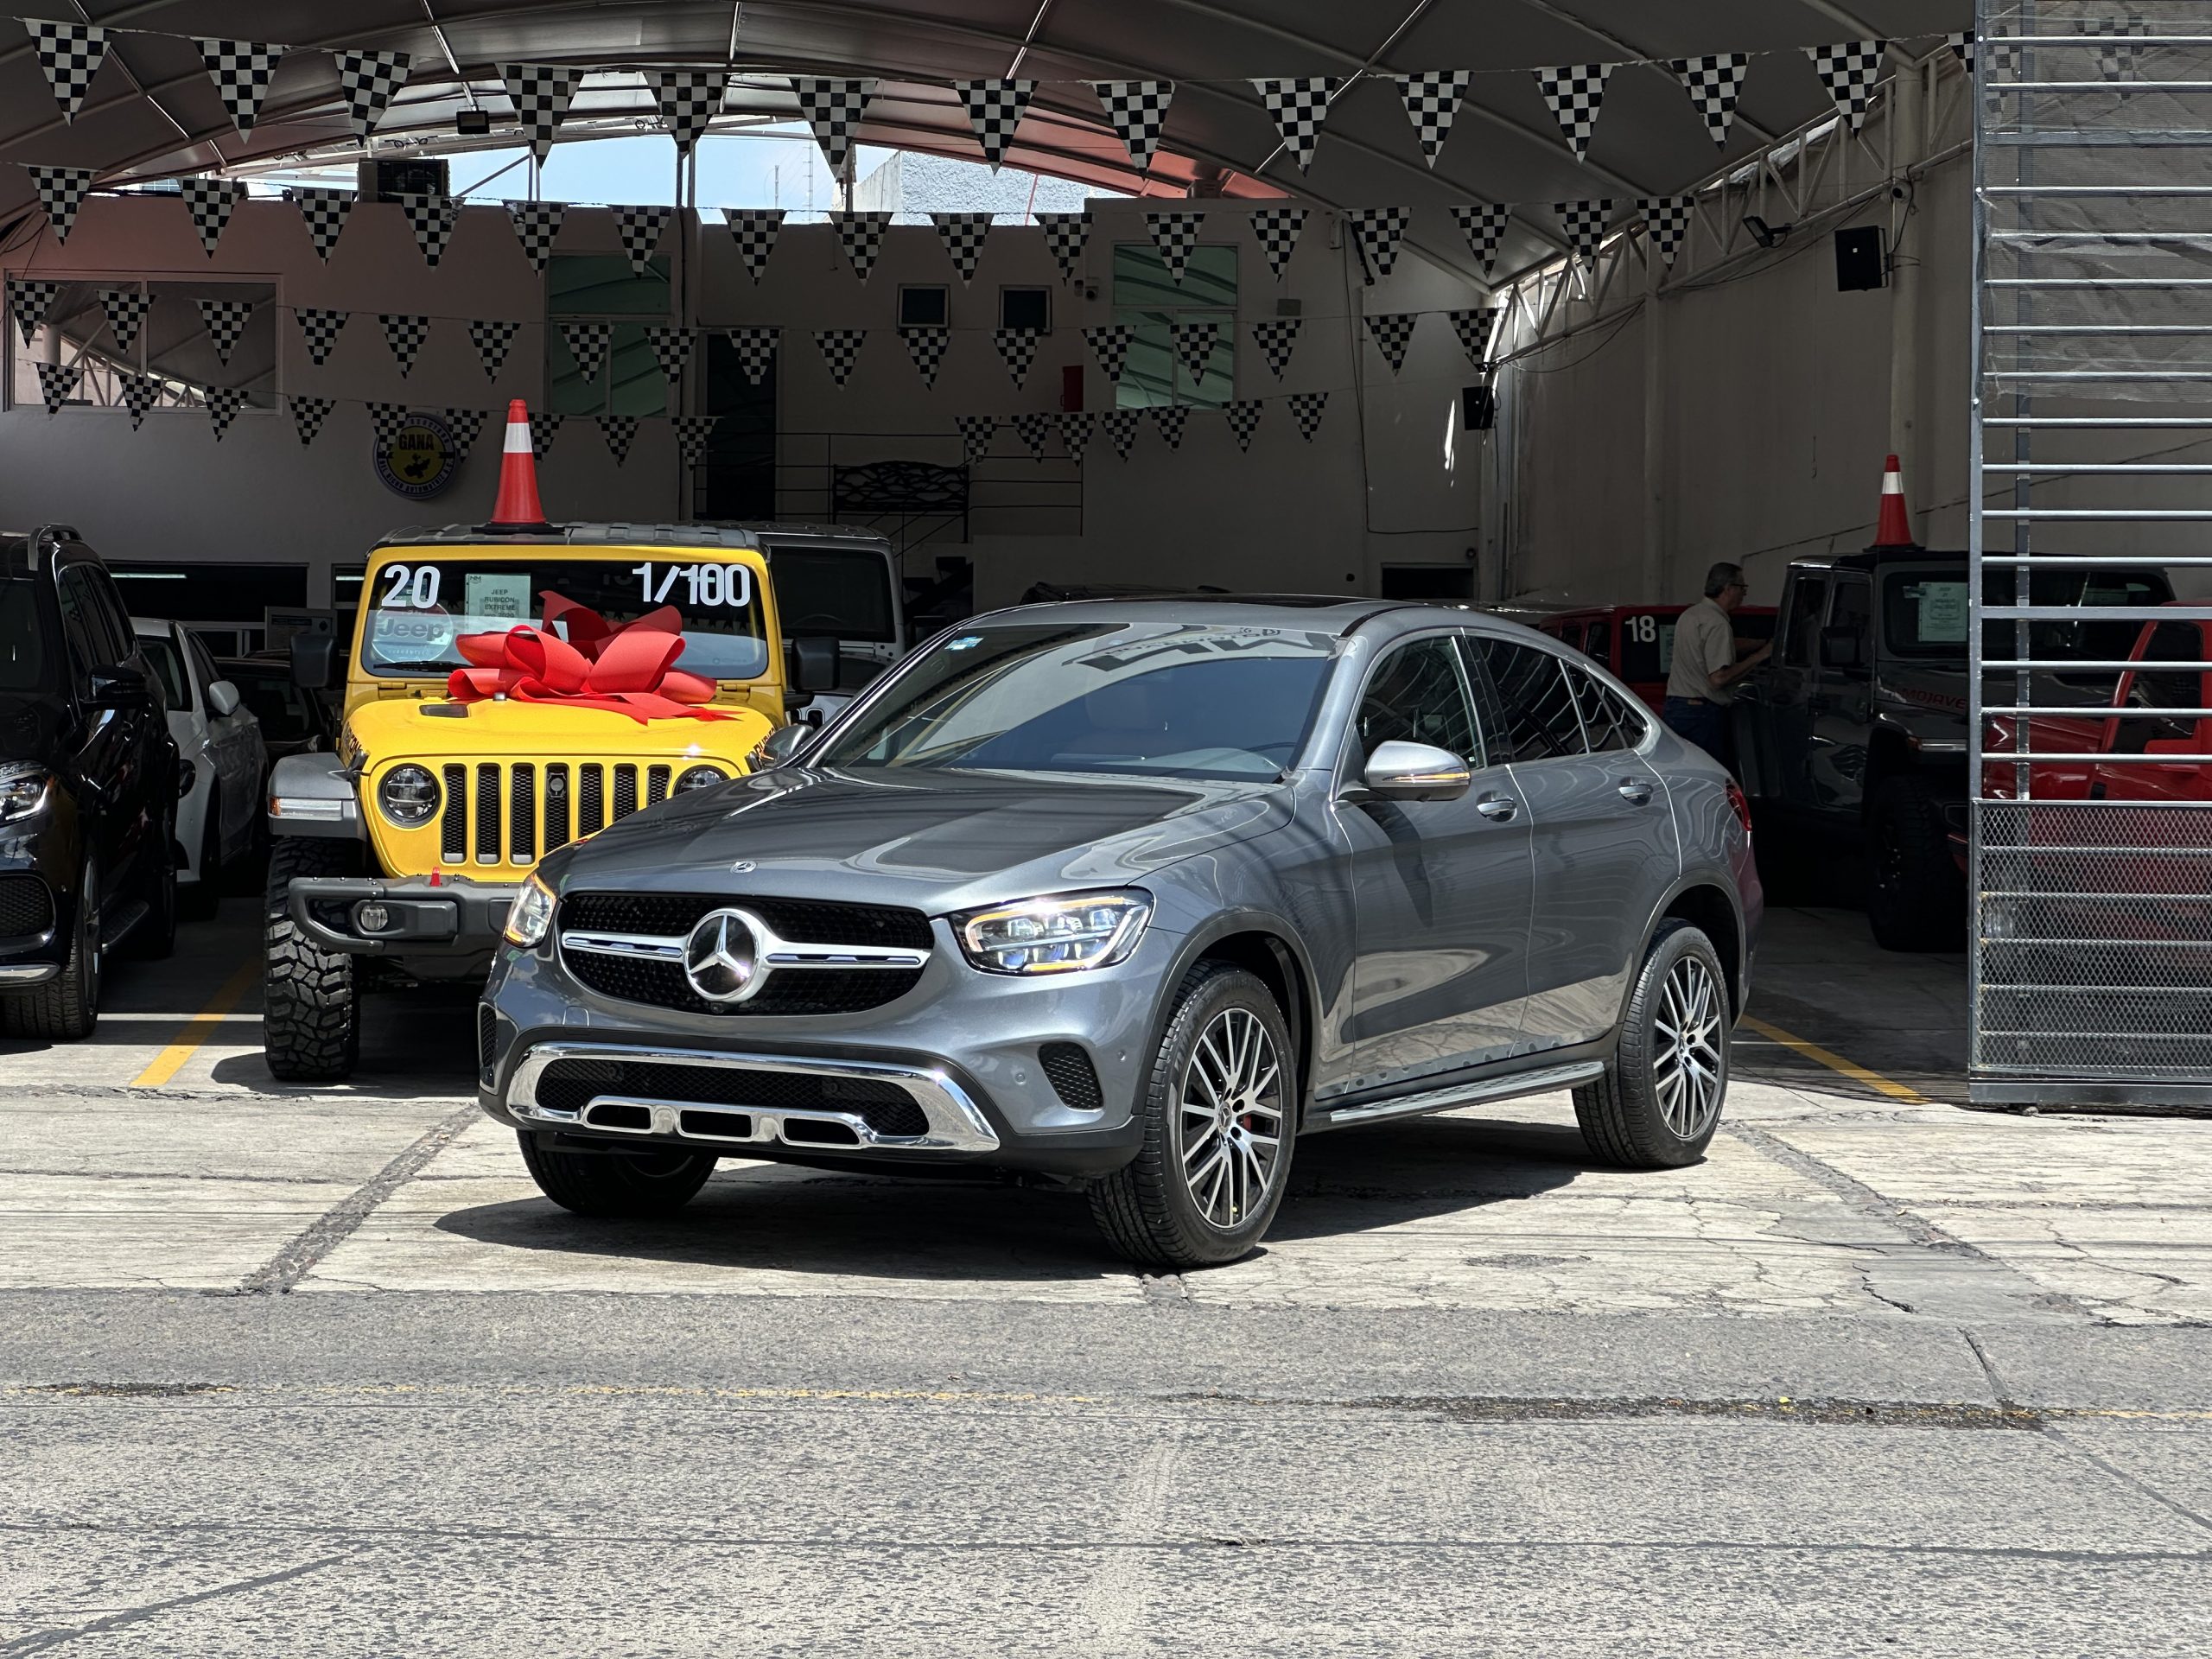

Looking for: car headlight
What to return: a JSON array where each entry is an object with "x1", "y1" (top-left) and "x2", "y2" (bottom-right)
[
  {"x1": 953, "y1": 890, "x2": 1152, "y2": 976},
  {"x1": 0, "y1": 763, "x2": 54, "y2": 823},
  {"x1": 675, "y1": 764, "x2": 723, "y2": 793},
  {"x1": 504, "y1": 873, "x2": 556, "y2": 948},
  {"x1": 378, "y1": 764, "x2": 440, "y2": 826}
]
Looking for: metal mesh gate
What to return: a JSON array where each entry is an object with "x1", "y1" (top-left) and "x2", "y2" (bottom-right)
[{"x1": 1972, "y1": 1, "x2": 2212, "y2": 1104}]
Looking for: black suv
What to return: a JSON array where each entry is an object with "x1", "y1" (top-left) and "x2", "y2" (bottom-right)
[{"x1": 0, "y1": 526, "x2": 179, "y2": 1038}]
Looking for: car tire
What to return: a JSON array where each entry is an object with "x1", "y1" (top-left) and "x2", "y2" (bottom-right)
[
  {"x1": 1089, "y1": 963, "x2": 1297, "y2": 1270},
  {"x1": 181, "y1": 789, "x2": 219, "y2": 921},
  {"x1": 1574, "y1": 919, "x2": 1729, "y2": 1170},
  {"x1": 1867, "y1": 777, "x2": 1966, "y2": 952},
  {"x1": 1, "y1": 856, "x2": 100, "y2": 1041},
  {"x1": 518, "y1": 1133, "x2": 717, "y2": 1218},
  {"x1": 264, "y1": 836, "x2": 361, "y2": 1083}
]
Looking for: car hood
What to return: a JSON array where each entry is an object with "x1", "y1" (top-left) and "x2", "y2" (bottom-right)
[
  {"x1": 0, "y1": 694, "x2": 67, "y2": 766},
  {"x1": 545, "y1": 765, "x2": 1295, "y2": 914}
]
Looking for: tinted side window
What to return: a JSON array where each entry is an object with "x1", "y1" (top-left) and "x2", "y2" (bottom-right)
[
  {"x1": 1567, "y1": 664, "x2": 1637, "y2": 753},
  {"x1": 1823, "y1": 576, "x2": 1872, "y2": 670},
  {"x1": 1586, "y1": 618, "x2": 1611, "y2": 670},
  {"x1": 1355, "y1": 637, "x2": 1482, "y2": 768},
  {"x1": 1472, "y1": 636, "x2": 1586, "y2": 760},
  {"x1": 87, "y1": 569, "x2": 137, "y2": 663},
  {"x1": 54, "y1": 569, "x2": 109, "y2": 685},
  {"x1": 1780, "y1": 576, "x2": 1830, "y2": 668}
]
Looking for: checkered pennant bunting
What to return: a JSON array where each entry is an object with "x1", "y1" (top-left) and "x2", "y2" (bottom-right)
[
  {"x1": 599, "y1": 415, "x2": 641, "y2": 467},
  {"x1": 644, "y1": 324, "x2": 692, "y2": 388},
  {"x1": 558, "y1": 321, "x2": 611, "y2": 385},
  {"x1": 814, "y1": 328, "x2": 867, "y2": 388},
  {"x1": 954, "y1": 79, "x2": 1035, "y2": 169},
  {"x1": 1394, "y1": 70, "x2": 1471, "y2": 167},
  {"x1": 1037, "y1": 212, "x2": 1090, "y2": 283},
  {"x1": 1058, "y1": 410, "x2": 1093, "y2": 459},
  {"x1": 500, "y1": 63, "x2": 586, "y2": 162},
  {"x1": 119, "y1": 372, "x2": 160, "y2": 429},
  {"x1": 24, "y1": 164, "x2": 95, "y2": 243},
  {"x1": 288, "y1": 395, "x2": 334, "y2": 448},
  {"x1": 992, "y1": 327, "x2": 1040, "y2": 389},
  {"x1": 901, "y1": 327, "x2": 950, "y2": 389},
  {"x1": 442, "y1": 408, "x2": 486, "y2": 460},
  {"x1": 1011, "y1": 411, "x2": 1054, "y2": 461},
  {"x1": 1346, "y1": 207, "x2": 1411, "y2": 280},
  {"x1": 528, "y1": 413, "x2": 563, "y2": 459},
  {"x1": 831, "y1": 211, "x2": 893, "y2": 282},
  {"x1": 1948, "y1": 33, "x2": 1974, "y2": 72},
  {"x1": 1249, "y1": 207, "x2": 1306, "y2": 281},
  {"x1": 675, "y1": 415, "x2": 719, "y2": 467},
  {"x1": 1669, "y1": 54, "x2": 1751, "y2": 149},
  {"x1": 728, "y1": 327, "x2": 779, "y2": 386},
  {"x1": 791, "y1": 78, "x2": 878, "y2": 174},
  {"x1": 181, "y1": 178, "x2": 244, "y2": 257},
  {"x1": 931, "y1": 212, "x2": 993, "y2": 283},
  {"x1": 382, "y1": 313, "x2": 433, "y2": 378},
  {"x1": 468, "y1": 318, "x2": 518, "y2": 378},
  {"x1": 1250, "y1": 77, "x2": 1339, "y2": 174},
  {"x1": 1534, "y1": 63, "x2": 1615, "y2": 161},
  {"x1": 1150, "y1": 406, "x2": 1189, "y2": 451},
  {"x1": 399, "y1": 193, "x2": 462, "y2": 267},
  {"x1": 204, "y1": 386, "x2": 247, "y2": 441},
  {"x1": 726, "y1": 209, "x2": 785, "y2": 283},
  {"x1": 1091, "y1": 81, "x2": 1174, "y2": 170},
  {"x1": 24, "y1": 19, "x2": 109, "y2": 123},
  {"x1": 1446, "y1": 307, "x2": 1496, "y2": 369},
  {"x1": 1365, "y1": 313, "x2": 1419, "y2": 376},
  {"x1": 613, "y1": 205, "x2": 673, "y2": 276},
  {"x1": 2086, "y1": 17, "x2": 2148, "y2": 84},
  {"x1": 505, "y1": 200, "x2": 565, "y2": 270},
  {"x1": 293, "y1": 188, "x2": 355, "y2": 261},
  {"x1": 35, "y1": 362, "x2": 79, "y2": 416},
  {"x1": 1556, "y1": 200, "x2": 1614, "y2": 264},
  {"x1": 956, "y1": 415, "x2": 996, "y2": 466},
  {"x1": 1804, "y1": 41, "x2": 1887, "y2": 133},
  {"x1": 1145, "y1": 210, "x2": 1205, "y2": 283},
  {"x1": 10, "y1": 280, "x2": 58, "y2": 348},
  {"x1": 198, "y1": 298, "x2": 256, "y2": 366},
  {"x1": 194, "y1": 39, "x2": 286, "y2": 136},
  {"x1": 1101, "y1": 409, "x2": 1142, "y2": 461},
  {"x1": 334, "y1": 49, "x2": 412, "y2": 144},
  {"x1": 1637, "y1": 195, "x2": 1694, "y2": 265},
  {"x1": 1452, "y1": 203, "x2": 1511, "y2": 277},
  {"x1": 1083, "y1": 323, "x2": 1134, "y2": 383},
  {"x1": 1289, "y1": 391, "x2": 1328, "y2": 442},
  {"x1": 100, "y1": 288, "x2": 151, "y2": 353},
  {"x1": 295, "y1": 308, "x2": 347, "y2": 365},
  {"x1": 1224, "y1": 399, "x2": 1262, "y2": 453},
  {"x1": 1171, "y1": 320, "x2": 1222, "y2": 386},
  {"x1": 651, "y1": 69, "x2": 729, "y2": 153},
  {"x1": 363, "y1": 401, "x2": 408, "y2": 448},
  {"x1": 1252, "y1": 318, "x2": 1300, "y2": 380}
]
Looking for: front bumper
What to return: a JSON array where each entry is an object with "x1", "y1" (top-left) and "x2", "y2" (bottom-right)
[{"x1": 289, "y1": 874, "x2": 520, "y2": 957}]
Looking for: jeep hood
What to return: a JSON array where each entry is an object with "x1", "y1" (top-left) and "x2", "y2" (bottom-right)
[{"x1": 344, "y1": 693, "x2": 772, "y2": 766}]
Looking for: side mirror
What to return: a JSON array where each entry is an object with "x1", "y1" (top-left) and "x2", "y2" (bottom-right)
[
  {"x1": 87, "y1": 664, "x2": 151, "y2": 710},
  {"x1": 791, "y1": 635, "x2": 842, "y2": 696},
  {"x1": 207, "y1": 679, "x2": 242, "y2": 719},
  {"x1": 1362, "y1": 740, "x2": 1473, "y2": 803},
  {"x1": 1820, "y1": 627, "x2": 1868, "y2": 672},
  {"x1": 291, "y1": 633, "x2": 340, "y2": 691},
  {"x1": 748, "y1": 723, "x2": 816, "y2": 771}
]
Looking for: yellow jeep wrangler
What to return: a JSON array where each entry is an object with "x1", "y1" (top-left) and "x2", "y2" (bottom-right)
[{"x1": 266, "y1": 521, "x2": 831, "y2": 1081}]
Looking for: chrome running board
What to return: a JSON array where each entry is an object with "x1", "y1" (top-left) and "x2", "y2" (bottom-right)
[{"x1": 1315, "y1": 1059, "x2": 1606, "y2": 1130}]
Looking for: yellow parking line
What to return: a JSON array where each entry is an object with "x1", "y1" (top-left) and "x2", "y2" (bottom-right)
[
  {"x1": 131, "y1": 958, "x2": 260, "y2": 1089},
  {"x1": 1740, "y1": 1014, "x2": 1927, "y2": 1104}
]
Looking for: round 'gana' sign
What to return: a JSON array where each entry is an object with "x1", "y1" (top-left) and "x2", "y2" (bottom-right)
[{"x1": 374, "y1": 410, "x2": 459, "y2": 499}]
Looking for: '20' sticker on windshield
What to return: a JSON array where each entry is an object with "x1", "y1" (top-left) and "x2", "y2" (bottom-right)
[{"x1": 636, "y1": 562, "x2": 753, "y2": 608}]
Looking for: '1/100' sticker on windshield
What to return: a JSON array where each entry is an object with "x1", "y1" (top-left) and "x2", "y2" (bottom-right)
[{"x1": 636, "y1": 562, "x2": 753, "y2": 607}]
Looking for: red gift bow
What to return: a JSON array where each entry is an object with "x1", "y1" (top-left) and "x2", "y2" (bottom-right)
[{"x1": 445, "y1": 594, "x2": 730, "y2": 723}]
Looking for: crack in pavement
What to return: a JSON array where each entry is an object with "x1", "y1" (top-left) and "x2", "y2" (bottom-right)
[{"x1": 0, "y1": 1554, "x2": 344, "y2": 1655}]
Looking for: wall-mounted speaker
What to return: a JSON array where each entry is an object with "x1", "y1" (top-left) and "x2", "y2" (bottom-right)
[
  {"x1": 1835, "y1": 225, "x2": 1886, "y2": 291},
  {"x1": 1464, "y1": 385, "x2": 1497, "y2": 430}
]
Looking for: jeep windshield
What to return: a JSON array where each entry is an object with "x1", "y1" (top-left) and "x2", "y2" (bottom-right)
[
  {"x1": 359, "y1": 555, "x2": 771, "y2": 681},
  {"x1": 817, "y1": 622, "x2": 1338, "y2": 781}
]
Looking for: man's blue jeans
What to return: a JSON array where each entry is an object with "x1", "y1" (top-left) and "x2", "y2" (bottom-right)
[{"x1": 1662, "y1": 696, "x2": 1731, "y2": 770}]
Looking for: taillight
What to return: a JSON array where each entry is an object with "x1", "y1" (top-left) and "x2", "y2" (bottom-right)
[{"x1": 1726, "y1": 779, "x2": 1753, "y2": 836}]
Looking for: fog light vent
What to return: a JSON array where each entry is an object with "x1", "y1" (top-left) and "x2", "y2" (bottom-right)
[{"x1": 1039, "y1": 1042, "x2": 1103, "y2": 1112}]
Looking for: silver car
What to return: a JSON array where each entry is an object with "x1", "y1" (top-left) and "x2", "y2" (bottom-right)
[{"x1": 480, "y1": 599, "x2": 1762, "y2": 1268}]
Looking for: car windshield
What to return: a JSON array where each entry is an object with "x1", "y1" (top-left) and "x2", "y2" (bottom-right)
[
  {"x1": 138, "y1": 634, "x2": 188, "y2": 708},
  {"x1": 358, "y1": 554, "x2": 771, "y2": 681},
  {"x1": 0, "y1": 579, "x2": 49, "y2": 693},
  {"x1": 816, "y1": 621, "x2": 1339, "y2": 781}
]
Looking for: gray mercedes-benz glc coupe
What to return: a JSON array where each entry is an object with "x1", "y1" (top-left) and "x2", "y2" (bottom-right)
[{"x1": 479, "y1": 598, "x2": 1762, "y2": 1268}]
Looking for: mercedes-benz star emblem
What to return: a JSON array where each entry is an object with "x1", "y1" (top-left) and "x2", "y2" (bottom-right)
[{"x1": 683, "y1": 908, "x2": 760, "y2": 1004}]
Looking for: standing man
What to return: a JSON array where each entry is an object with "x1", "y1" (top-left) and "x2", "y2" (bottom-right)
[{"x1": 1663, "y1": 562, "x2": 1773, "y2": 769}]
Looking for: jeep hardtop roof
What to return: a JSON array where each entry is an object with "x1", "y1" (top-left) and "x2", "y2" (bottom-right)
[{"x1": 375, "y1": 522, "x2": 766, "y2": 551}]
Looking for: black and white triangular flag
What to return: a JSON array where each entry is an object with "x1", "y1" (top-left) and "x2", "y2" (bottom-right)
[
  {"x1": 599, "y1": 415, "x2": 640, "y2": 466},
  {"x1": 1446, "y1": 308, "x2": 1495, "y2": 368},
  {"x1": 528, "y1": 412, "x2": 563, "y2": 459},
  {"x1": 366, "y1": 401, "x2": 411, "y2": 451},
  {"x1": 1083, "y1": 324, "x2": 1133, "y2": 383},
  {"x1": 902, "y1": 326, "x2": 950, "y2": 388},
  {"x1": 469, "y1": 318, "x2": 519, "y2": 378},
  {"x1": 120, "y1": 372, "x2": 160, "y2": 429},
  {"x1": 293, "y1": 188, "x2": 355, "y2": 261},
  {"x1": 1249, "y1": 207, "x2": 1306, "y2": 281},
  {"x1": 1058, "y1": 410, "x2": 1093, "y2": 459},
  {"x1": 675, "y1": 414, "x2": 719, "y2": 466},
  {"x1": 10, "y1": 280, "x2": 58, "y2": 348},
  {"x1": 334, "y1": 49, "x2": 412, "y2": 144},
  {"x1": 1394, "y1": 70, "x2": 1471, "y2": 166},
  {"x1": 24, "y1": 18, "x2": 109, "y2": 123},
  {"x1": 644, "y1": 324, "x2": 691, "y2": 387},
  {"x1": 296, "y1": 307, "x2": 347, "y2": 365},
  {"x1": 1101, "y1": 408, "x2": 1142, "y2": 461},
  {"x1": 1146, "y1": 210, "x2": 1205, "y2": 284},
  {"x1": 1556, "y1": 200, "x2": 1614, "y2": 264},
  {"x1": 1289, "y1": 391, "x2": 1328, "y2": 442},
  {"x1": 204, "y1": 385, "x2": 247, "y2": 441},
  {"x1": 1346, "y1": 207, "x2": 1411, "y2": 281},
  {"x1": 1038, "y1": 212, "x2": 1090, "y2": 283},
  {"x1": 181, "y1": 178, "x2": 244, "y2": 257},
  {"x1": 993, "y1": 328, "x2": 1039, "y2": 389},
  {"x1": 956, "y1": 415, "x2": 997, "y2": 465},
  {"x1": 35, "y1": 362, "x2": 79, "y2": 416},
  {"x1": 195, "y1": 38, "x2": 285, "y2": 136},
  {"x1": 383, "y1": 314, "x2": 432, "y2": 377},
  {"x1": 814, "y1": 328, "x2": 867, "y2": 387},
  {"x1": 1171, "y1": 319, "x2": 1221, "y2": 385},
  {"x1": 198, "y1": 297, "x2": 256, "y2": 365},
  {"x1": 932, "y1": 212, "x2": 992, "y2": 283},
  {"x1": 1948, "y1": 33, "x2": 1974, "y2": 73},
  {"x1": 1534, "y1": 62, "x2": 1614, "y2": 161},
  {"x1": 1092, "y1": 80, "x2": 1174, "y2": 169},
  {"x1": 1366, "y1": 313, "x2": 1419, "y2": 375},
  {"x1": 726, "y1": 208, "x2": 784, "y2": 283},
  {"x1": 288, "y1": 395, "x2": 333, "y2": 447},
  {"x1": 652, "y1": 69, "x2": 728, "y2": 152},
  {"x1": 613, "y1": 205, "x2": 673, "y2": 275},
  {"x1": 1670, "y1": 54, "x2": 1751, "y2": 149},
  {"x1": 1252, "y1": 318, "x2": 1300, "y2": 380},
  {"x1": 1224, "y1": 400, "x2": 1262, "y2": 452},
  {"x1": 399, "y1": 193, "x2": 461, "y2": 266},
  {"x1": 1250, "y1": 76, "x2": 1338, "y2": 174},
  {"x1": 791, "y1": 78, "x2": 877, "y2": 174},
  {"x1": 505, "y1": 200, "x2": 565, "y2": 270},
  {"x1": 831, "y1": 210, "x2": 892, "y2": 281},
  {"x1": 1012, "y1": 410, "x2": 1054, "y2": 461},
  {"x1": 558, "y1": 321, "x2": 610, "y2": 385},
  {"x1": 1637, "y1": 195, "x2": 1694, "y2": 265},
  {"x1": 953, "y1": 79, "x2": 1035, "y2": 169},
  {"x1": 1452, "y1": 203, "x2": 1511, "y2": 277},
  {"x1": 500, "y1": 62, "x2": 585, "y2": 162},
  {"x1": 1805, "y1": 41, "x2": 1888, "y2": 133},
  {"x1": 728, "y1": 327, "x2": 779, "y2": 386},
  {"x1": 1151, "y1": 406, "x2": 1189, "y2": 451},
  {"x1": 100, "y1": 288, "x2": 151, "y2": 353},
  {"x1": 443, "y1": 408, "x2": 486, "y2": 460},
  {"x1": 23, "y1": 163, "x2": 95, "y2": 242}
]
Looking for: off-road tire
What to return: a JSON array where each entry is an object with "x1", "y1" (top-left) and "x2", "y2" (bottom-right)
[
  {"x1": 264, "y1": 836, "x2": 361, "y2": 1082},
  {"x1": 1867, "y1": 776, "x2": 1966, "y2": 953},
  {"x1": 518, "y1": 1134, "x2": 718, "y2": 1217},
  {"x1": 181, "y1": 789, "x2": 220, "y2": 921},
  {"x1": 1574, "y1": 920, "x2": 1729, "y2": 1170},
  {"x1": 0, "y1": 856, "x2": 100, "y2": 1040},
  {"x1": 1090, "y1": 963, "x2": 1297, "y2": 1270}
]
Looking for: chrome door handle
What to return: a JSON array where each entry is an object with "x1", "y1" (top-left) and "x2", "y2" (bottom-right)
[
  {"x1": 1618, "y1": 779, "x2": 1654, "y2": 805},
  {"x1": 1475, "y1": 794, "x2": 1518, "y2": 822}
]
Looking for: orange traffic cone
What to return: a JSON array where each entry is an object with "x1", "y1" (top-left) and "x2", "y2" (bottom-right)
[
  {"x1": 1872, "y1": 453, "x2": 1918, "y2": 550},
  {"x1": 483, "y1": 398, "x2": 551, "y2": 532}
]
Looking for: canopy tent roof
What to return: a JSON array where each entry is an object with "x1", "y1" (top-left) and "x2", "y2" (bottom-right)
[{"x1": 0, "y1": 0, "x2": 1967, "y2": 283}]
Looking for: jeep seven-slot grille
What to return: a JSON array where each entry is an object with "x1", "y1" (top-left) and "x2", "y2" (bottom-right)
[
  {"x1": 429, "y1": 762, "x2": 655, "y2": 867},
  {"x1": 536, "y1": 1056, "x2": 923, "y2": 1137}
]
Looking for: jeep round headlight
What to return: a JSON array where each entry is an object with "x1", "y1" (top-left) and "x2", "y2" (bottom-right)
[
  {"x1": 378, "y1": 764, "x2": 440, "y2": 826},
  {"x1": 675, "y1": 764, "x2": 723, "y2": 793}
]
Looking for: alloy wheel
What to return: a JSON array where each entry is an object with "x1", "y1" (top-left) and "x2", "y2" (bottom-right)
[
  {"x1": 1652, "y1": 954, "x2": 1725, "y2": 1139},
  {"x1": 1175, "y1": 1007, "x2": 1286, "y2": 1230}
]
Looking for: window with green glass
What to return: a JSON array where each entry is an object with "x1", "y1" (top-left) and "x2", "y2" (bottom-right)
[
  {"x1": 547, "y1": 253, "x2": 671, "y2": 417},
  {"x1": 1111, "y1": 241, "x2": 1236, "y2": 410}
]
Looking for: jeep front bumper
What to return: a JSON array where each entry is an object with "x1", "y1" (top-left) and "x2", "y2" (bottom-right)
[{"x1": 289, "y1": 874, "x2": 520, "y2": 957}]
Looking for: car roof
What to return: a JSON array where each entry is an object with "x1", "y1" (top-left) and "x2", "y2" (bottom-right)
[{"x1": 962, "y1": 594, "x2": 1580, "y2": 642}]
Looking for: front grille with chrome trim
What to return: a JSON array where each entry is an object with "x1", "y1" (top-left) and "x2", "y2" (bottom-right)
[
  {"x1": 416, "y1": 761, "x2": 664, "y2": 870},
  {"x1": 561, "y1": 892, "x2": 932, "y2": 950}
]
